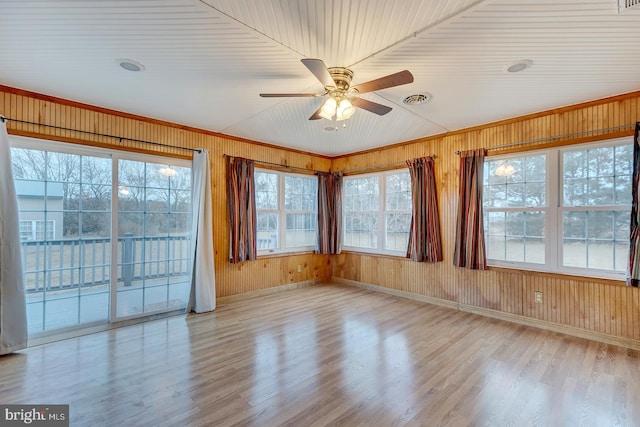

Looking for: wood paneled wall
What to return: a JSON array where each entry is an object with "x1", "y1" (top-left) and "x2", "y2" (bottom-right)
[
  {"x1": 0, "y1": 86, "x2": 333, "y2": 297},
  {"x1": 332, "y1": 91, "x2": 640, "y2": 344},
  {"x1": 3, "y1": 84, "x2": 640, "y2": 344}
]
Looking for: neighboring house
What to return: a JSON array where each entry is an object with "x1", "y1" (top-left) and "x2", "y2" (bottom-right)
[{"x1": 15, "y1": 180, "x2": 64, "y2": 241}]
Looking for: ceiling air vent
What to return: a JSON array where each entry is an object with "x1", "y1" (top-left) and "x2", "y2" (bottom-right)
[
  {"x1": 619, "y1": 0, "x2": 640, "y2": 12},
  {"x1": 403, "y1": 93, "x2": 432, "y2": 105}
]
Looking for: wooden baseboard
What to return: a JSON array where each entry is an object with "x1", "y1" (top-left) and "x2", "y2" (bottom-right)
[
  {"x1": 333, "y1": 278, "x2": 640, "y2": 351},
  {"x1": 216, "y1": 279, "x2": 319, "y2": 305},
  {"x1": 332, "y1": 277, "x2": 459, "y2": 310}
]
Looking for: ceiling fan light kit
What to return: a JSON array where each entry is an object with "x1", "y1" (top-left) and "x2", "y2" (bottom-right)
[
  {"x1": 260, "y1": 58, "x2": 414, "y2": 122},
  {"x1": 336, "y1": 98, "x2": 356, "y2": 120},
  {"x1": 319, "y1": 96, "x2": 337, "y2": 119},
  {"x1": 320, "y1": 95, "x2": 356, "y2": 121}
]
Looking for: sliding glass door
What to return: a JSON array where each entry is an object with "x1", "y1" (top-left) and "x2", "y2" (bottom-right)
[
  {"x1": 115, "y1": 158, "x2": 192, "y2": 319},
  {"x1": 10, "y1": 136, "x2": 192, "y2": 336}
]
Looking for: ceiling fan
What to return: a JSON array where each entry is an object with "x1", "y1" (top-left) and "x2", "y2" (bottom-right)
[{"x1": 260, "y1": 58, "x2": 414, "y2": 121}]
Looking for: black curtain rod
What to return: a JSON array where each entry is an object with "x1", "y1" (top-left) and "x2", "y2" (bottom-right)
[
  {"x1": 224, "y1": 153, "x2": 437, "y2": 175},
  {"x1": 341, "y1": 154, "x2": 436, "y2": 174},
  {"x1": 223, "y1": 154, "x2": 324, "y2": 174},
  {"x1": 0, "y1": 116, "x2": 198, "y2": 153},
  {"x1": 455, "y1": 123, "x2": 636, "y2": 155}
]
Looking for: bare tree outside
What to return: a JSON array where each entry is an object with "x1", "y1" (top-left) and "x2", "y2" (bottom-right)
[
  {"x1": 342, "y1": 172, "x2": 411, "y2": 251},
  {"x1": 483, "y1": 142, "x2": 632, "y2": 272},
  {"x1": 11, "y1": 145, "x2": 193, "y2": 332}
]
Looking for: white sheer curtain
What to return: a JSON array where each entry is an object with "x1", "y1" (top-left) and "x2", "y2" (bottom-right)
[
  {"x1": 187, "y1": 149, "x2": 216, "y2": 313},
  {"x1": 0, "y1": 117, "x2": 28, "y2": 354}
]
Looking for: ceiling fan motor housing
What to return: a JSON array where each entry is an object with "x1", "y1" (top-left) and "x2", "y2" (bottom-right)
[
  {"x1": 327, "y1": 67, "x2": 354, "y2": 92},
  {"x1": 260, "y1": 58, "x2": 413, "y2": 119}
]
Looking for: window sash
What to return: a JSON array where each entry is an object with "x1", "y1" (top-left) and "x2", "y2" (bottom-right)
[
  {"x1": 342, "y1": 170, "x2": 411, "y2": 255},
  {"x1": 10, "y1": 135, "x2": 193, "y2": 336},
  {"x1": 255, "y1": 169, "x2": 317, "y2": 254},
  {"x1": 483, "y1": 138, "x2": 631, "y2": 279},
  {"x1": 19, "y1": 220, "x2": 55, "y2": 241}
]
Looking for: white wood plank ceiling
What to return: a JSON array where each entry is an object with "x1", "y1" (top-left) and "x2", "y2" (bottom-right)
[{"x1": 1, "y1": 0, "x2": 639, "y2": 155}]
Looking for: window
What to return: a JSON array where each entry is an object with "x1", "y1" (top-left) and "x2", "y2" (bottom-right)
[
  {"x1": 11, "y1": 136, "x2": 193, "y2": 336},
  {"x1": 19, "y1": 220, "x2": 55, "y2": 241},
  {"x1": 343, "y1": 171, "x2": 412, "y2": 255},
  {"x1": 255, "y1": 169, "x2": 317, "y2": 254},
  {"x1": 483, "y1": 137, "x2": 632, "y2": 279},
  {"x1": 484, "y1": 154, "x2": 547, "y2": 264},
  {"x1": 561, "y1": 142, "x2": 632, "y2": 272}
]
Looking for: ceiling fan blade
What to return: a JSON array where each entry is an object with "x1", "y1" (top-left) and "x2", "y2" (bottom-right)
[
  {"x1": 301, "y1": 58, "x2": 335, "y2": 88},
  {"x1": 351, "y1": 70, "x2": 414, "y2": 94},
  {"x1": 351, "y1": 98, "x2": 393, "y2": 115},
  {"x1": 260, "y1": 93, "x2": 319, "y2": 97},
  {"x1": 308, "y1": 105, "x2": 324, "y2": 120}
]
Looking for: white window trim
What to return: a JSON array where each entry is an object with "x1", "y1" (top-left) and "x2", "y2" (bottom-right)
[
  {"x1": 10, "y1": 135, "x2": 194, "y2": 336},
  {"x1": 19, "y1": 219, "x2": 55, "y2": 241},
  {"x1": 484, "y1": 137, "x2": 632, "y2": 280},
  {"x1": 342, "y1": 170, "x2": 411, "y2": 257},
  {"x1": 484, "y1": 148, "x2": 553, "y2": 273},
  {"x1": 255, "y1": 169, "x2": 317, "y2": 256},
  {"x1": 556, "y1": 138, "x2": 630, "y2": 279}
]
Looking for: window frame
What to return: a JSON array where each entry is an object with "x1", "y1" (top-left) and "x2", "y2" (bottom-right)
[
  {"x1": 19, "y1": 219, "x2": 55, "y2": 241},
  {"x1": 557, "y1": 139, "x2": 631, "y2": 278},
  {"x1": 10, "y1": 134, "x2": 194, "y2": 337},
  {"x1": 483, "y1": 148, "x2": 552, "y2": 271},
  {"x1": 254, "y1": 168, "x2": 318, "y2": 256},
  {"x1": 342, "y1": 169, "x2": 412, "y2": 256},
  {"x1": 483, "y1": 137, "x2": 632, "y2": 280}
]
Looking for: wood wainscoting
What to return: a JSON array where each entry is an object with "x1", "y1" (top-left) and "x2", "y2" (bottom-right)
[
  {"x1": 0, "y1": 85, "x2": 333, "y2": 298},
  {"x1": 3, "y1": 84, "x2": 640, "y2": 345},
  {"x1": 334, "y1": 277, "x2": 640, "y2": 351},
  {"x1": 331, "y1": 91, "x2": 640, "y2": 346}
]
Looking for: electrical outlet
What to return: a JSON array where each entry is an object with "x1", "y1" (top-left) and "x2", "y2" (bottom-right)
[
  {"x1": 297, "y1": 264, "x2": 302, "y2": 272},
  {"x1": 534, "y1": 291, "x2": 543, "y2": 304}
]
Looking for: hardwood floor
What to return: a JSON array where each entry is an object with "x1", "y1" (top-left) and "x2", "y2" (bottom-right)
[{"x1": 1, "y1": 283, "x2": 639, "y2": 426}]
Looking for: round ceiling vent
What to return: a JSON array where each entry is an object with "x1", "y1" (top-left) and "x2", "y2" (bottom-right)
[{"x1": 403, "y1": 93, "x2": 432, "y2": 105}]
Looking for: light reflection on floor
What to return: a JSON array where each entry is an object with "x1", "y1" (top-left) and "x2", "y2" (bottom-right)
[{"x1": 251, "y1": 316, "x2": 319, "y2": 409}]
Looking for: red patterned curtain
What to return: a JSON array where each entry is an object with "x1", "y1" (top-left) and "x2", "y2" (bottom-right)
[
  {"x1": 226, "y1": 156, "x2": 257, "y2": 263},
  {"x1": 316, "y1": 172, "x2": 343, "y2": 255},
  {"x1": 628, "y1": 122, "x2": 640, "y2": 286},
  {"x1": 453, "y1": 149, "x2": 487, "y2": 269},
  {"x1": 406, "y1": 157, "x2": 442, "y2": 262}
]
